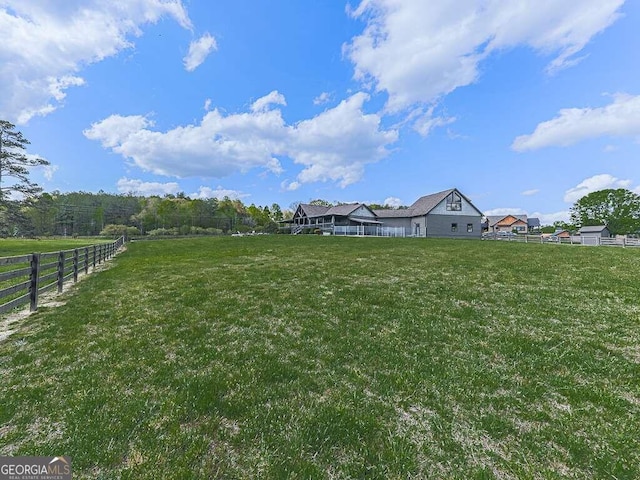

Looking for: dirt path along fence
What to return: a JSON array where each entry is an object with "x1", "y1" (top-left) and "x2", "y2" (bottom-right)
[{"x1": 0, "y1": 236, "x2": 125, "y2": 315}]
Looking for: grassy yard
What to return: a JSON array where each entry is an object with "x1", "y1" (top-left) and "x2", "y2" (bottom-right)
[
  {"x1": 0, "y1": 236, "x2": 639, "y2": 479},
  {"x1": 0, "y1": 238, "x2": 110, "y2": 257}
]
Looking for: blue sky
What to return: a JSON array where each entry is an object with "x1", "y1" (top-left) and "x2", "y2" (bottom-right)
[{"x1": 2, "y1": 0, "x2": 639, "y2": 224}]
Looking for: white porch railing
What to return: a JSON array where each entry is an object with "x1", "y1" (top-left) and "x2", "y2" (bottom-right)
[{"x1": 333, "y1": 225, "x2": 407, "y2": 237}]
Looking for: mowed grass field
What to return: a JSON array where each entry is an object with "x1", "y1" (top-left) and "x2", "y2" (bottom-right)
[
  {"x1": 0, "y1": 238, "x2": 111, "y2": 257},
  {"x1": 1, "y1": 236, "x2": 639, "y2": 479}
]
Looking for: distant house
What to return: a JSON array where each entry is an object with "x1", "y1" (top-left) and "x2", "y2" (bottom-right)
[
  {"x1": 579, "y1": 225, "x2": 610, "y2": 238},
  {"x1": 290, "y1": 203, "x2": 380, "y2": 233},
  {"x1": 484, "y1": 214, "x2": 540, "y2": 234},
  {"x1": 578, "y1": 225, "x2": 610, "y2": 246},
  {"x1": 527, "y1": 217, "x2": 541, "y2": 233},
  {"x1": 373, "y1": 188, "x2": 483, "y2": 238},
  {"x1": 285, "y1": 188, "x2": 483, "y2": 238}
]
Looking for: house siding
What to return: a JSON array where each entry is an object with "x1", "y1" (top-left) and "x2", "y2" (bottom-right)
[
  {"x1": 352, "y1": 205, "x2": 376, "y2": 218},
  {"x1": 426, "y1": 214, "x2": 481, "y2": 238},
  {"x1": 430, "y1": 198, "x2": 480, "y2": 216},
  {"x1": 377, "y1": 217, "x2": 411, "y2": 230},
  {"x1": 412, "y1": 216, "x2": 427, "y2": 237},
  {"x1": 426, "y1": 195, "x2": 482, "y2": 238}
]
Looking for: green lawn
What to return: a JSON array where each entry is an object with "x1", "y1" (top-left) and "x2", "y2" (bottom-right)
[
  {"x1": 0, "y1": 238, "x2": 110, "y2": 257},
  {"x1": 1, "y1": 236, "x2": 639, "y2": 479}
]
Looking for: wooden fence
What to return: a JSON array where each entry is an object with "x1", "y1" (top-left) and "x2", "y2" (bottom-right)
[
  {"x1": 0, "y1": 236, "x2": 125, "y2": 315},
  {"x1": 482, "y1": 233, "x2": 640, "y2": 247}
]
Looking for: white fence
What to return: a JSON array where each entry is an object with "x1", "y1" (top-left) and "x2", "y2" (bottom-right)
[
  {"x1": 482, "y1": 233, "x2": 640, "y2": 248},
  {"x1": 333, "y1": 225, "x2": 407, "y2": 237}
]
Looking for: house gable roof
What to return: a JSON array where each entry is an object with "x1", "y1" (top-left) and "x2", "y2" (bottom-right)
[
  {"x1": 298, "y1": 204, "x2": 330, "y2": 218},
  {"x1": 409, "y1": 189, "x2": 456, "y2": 216},
  {"x1": 375, "y1": 188, "x2": 482, "y2": 218},
  {"x1": 497, "y1": 215, "x2": 521, "y2": 225},
  {"x1": 373, "y1": 208, "x2": 413, "y2": 218},
  {"x1": 487, "y1": 214, "x2": 530, "y2": 227},
  {"x1": 579, "y1": 225, "x2": 608, "y2": 233},
  {"x1": 325, "y1": 203, "x2": 374, "y2": 217},
  {"x1": 297, "y1": 203, "x2": 377, "y2": 219}
]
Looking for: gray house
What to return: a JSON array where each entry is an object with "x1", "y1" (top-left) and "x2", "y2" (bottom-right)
[
  {"x1": 374, "y1": 188, "x2": 483, "y2": 238},
  {"x1": 578, "y1": 225, "x2": 611, "y2": 238},
  {"x1": 283, "y1": 188, "x2": 483, "y2": 238},
  {"x1": 289, "y1": 203, "x2": 380, "y2": 233},
  {"x1": 484, "y1": 214, "x2": 541, "y2": 234},
  {"x1": 579, "y1": 225, "x2": 610, "y2": 238},
  {"x1": 578, "y1": 225, "x2": 610, "y2": 246}
]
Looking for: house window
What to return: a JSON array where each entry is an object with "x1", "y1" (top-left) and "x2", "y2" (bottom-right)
[
  {"x1": 451, "y1": 223, "x2": 458, "y2": 232},
  {"x1": 467, "y1": 223, "x2": 473, "y2": 233},
  {"x1": 446, "y1": 192, "x2": 462, "y2": 211}
]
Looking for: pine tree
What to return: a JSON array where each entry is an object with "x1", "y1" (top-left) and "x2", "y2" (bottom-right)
[{"x1": 0, "y1": 120, "x2": 49, "y2": 203}]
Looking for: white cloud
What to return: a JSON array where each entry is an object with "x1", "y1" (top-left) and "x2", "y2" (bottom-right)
[
  {"x1": 521, "y1": 189, "x2": 540, "y2": 196},
  {"x1": 190, "y1": 186, "x2": 249, "y2": 200},
  {"x1": 251, "y1": 91, "x2": 287, "y2": 112},
  {"x1": 383, "y1": 196, "x2": 402, "y2": 207},
  {"x1": 412, "y1": 108, "x2": 456, "y2": 137},
  {"x1": 531, "y1": 210, "x2": 571, "y2": 225},
  {"x1": 204, "y1": 98, "x2": 212, "y2": 111},
  {"x1": 84, "y1": 100, "x2": 288, "y2": 178},
  {"x1": 116, "y1": 178, "x2": 180, "y2": 196},
  {"x1": 346, "y1": 0, "x2": 624, "y2": 113},
  {"x1": 483, "y1": 208, "x2": 528, "y2": 217},
  {"x1": 0, "y1": 1, "x2": 192, "y2": 124},
  {"x1": 84, "y1": 114, "x2": 153, "y2": 148},
  {"x1": 512, "y1": 93, "x2": 640, "y2": 151},
  {"x1": 85, "y1": 91, "x2": 398, "y2": 188},
  {"x1": 281, "y1": 180, "x2": 301, "y2": 191},
  {"x1": 289, "y1": 92, "x2": 398, "y2": 187},
  {"x1": 41, "y1": 164, "x2": 58, "y2": 181},
  {"x1": 313, "y1": 92, "x2": 331, "y2": 105},
  {"x1": 563, "y1": 173, "x2": 632, "y2": 203},
  {"x1": 183, "y1": 33, "x2": 217, "y2": 72}
]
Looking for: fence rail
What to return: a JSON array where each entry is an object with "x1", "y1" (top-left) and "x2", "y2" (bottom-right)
[
  {"x1": 0, "y1": 236, "x2": 125, "y2": 315},
  {"x1": 482, "y1": 233, "x2": 640, "y2": 247}
]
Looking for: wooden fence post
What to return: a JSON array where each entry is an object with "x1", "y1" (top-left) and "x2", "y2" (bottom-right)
[
  {"x1": 73, "y1": 249, "x2": 79, "y2": 283},
  {"x1": 29, "y1": 253, "x2": 40, "y2": 312},
  {"x1": 57, "y1": 251, "x2": 65, "y2": 293},
  {"x1": 84, "y1": 247, "x2": 89, "y2": 274},
  {"x1": 93, "y1": 245, "x2": 97, "y2": 268}
]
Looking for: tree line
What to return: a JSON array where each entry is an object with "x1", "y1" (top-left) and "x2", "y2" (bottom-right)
[{"x1": 1, "y1": 191, "x2": 288, "y2": 237}]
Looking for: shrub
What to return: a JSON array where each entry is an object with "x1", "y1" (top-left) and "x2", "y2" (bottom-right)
[
  {"x1": 147, "y1": 227, "x2": 179, "y2": 236},
  {"x1": 100, "y1": 224, "x2": 140, "y2": 238}
]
